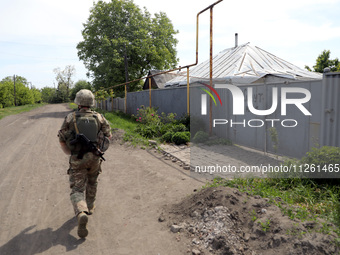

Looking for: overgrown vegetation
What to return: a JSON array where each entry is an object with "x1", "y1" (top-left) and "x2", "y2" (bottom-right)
[
  {"x1": 96, "y1": 109, "x2": 149, "y2": 147},
  {"x1": 1, "y1": 72, "x2": 94, "y2": 107},
  {"x1": 204, "y1": 146, "x2": 340, "y2": 238},
  {"x1": 133, "y1": 105, "x2": 190, "y2": 145},
  {"x1": 0, "y1": 76, "x2": 42, "y2": 108}
]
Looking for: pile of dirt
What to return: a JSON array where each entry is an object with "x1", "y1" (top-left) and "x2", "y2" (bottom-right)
[{"x1": 160, "y1": 186, "x2": 339, "y2": 255}]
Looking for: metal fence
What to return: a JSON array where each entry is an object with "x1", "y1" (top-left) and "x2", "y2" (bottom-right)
[
  {"x1": 101, "y1": 87, "x2": 188, "y2": 117},
  {"x1": 97, "y1": 73, "x2": 340, "y2": 159},
  {"x1": 320, "y1": 72, "x2": 340, "y2": 147},
  {"x1": 189, "y1": 80, "x2": 323, "y2": 158}
]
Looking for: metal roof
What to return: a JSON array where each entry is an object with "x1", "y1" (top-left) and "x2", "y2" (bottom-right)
[
  {"x1": 165, "y1": 43, "x2": 322, "y2": 87},
  {"x1": 142, "y1": 70, "x2": 177, "y2": 89}
]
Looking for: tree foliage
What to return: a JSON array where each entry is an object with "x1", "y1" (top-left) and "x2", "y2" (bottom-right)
[
  {"x1": 53, "y1": 65, "x2": 76, "y2": 99},
  {"x1": 41, "y1": 87, "x2": 56, "y2": 104},
  {"x1": 305, "y1": 50, "x2": 340, "y2": 73},
  {"x1": 70, "y1": 80, "x2": 92, "y2": 101},
  {"x1": 0, "y1": 76, "x2": 41, "y2": 108},
  {"x1": 77, "y1": 0, "x2": 179, "y2": 92}
]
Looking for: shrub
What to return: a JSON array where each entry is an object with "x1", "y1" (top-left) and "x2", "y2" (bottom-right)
[
  {"x1": 135, "y1": 124, "x2": 160, "y2": 138},
  {"x1": 159, "y1": 123, "x2": 171, "y2": 135},
  {"x1": 172, "y1": 131, "x2": 190, "y2": 145},
  {"x1": 178, "y1": 114, "x2": 190, "y2": 131},
  {"x1": 301, "y1": 146, "x2": 340, "y2": 167},
  {"x1": 133, "y1": 105, "x2": 161, "y2": 125},
  {"x1": 192, "y1": 131, "x2": 209, "y2": 144},
  {"x1": 161, "y1": 131, "x2": 174, "y2": 143},
  {"x1": 282, "y1": 146, "x2": 340, "y2": 181},
  {"x1": 160, "y1": 112, "x2": 177, "y2": 124},
  {"x1": 171, "y1": 123, "x2": 187, "y2": 133},
  {"x1": 301, "y1": 146, "x2": 340, "y2": 180}
]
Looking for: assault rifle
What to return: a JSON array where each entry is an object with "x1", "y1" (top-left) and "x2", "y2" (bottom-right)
[{"x1": 70, "y1": 133, "x2": 106, "y2": 161}]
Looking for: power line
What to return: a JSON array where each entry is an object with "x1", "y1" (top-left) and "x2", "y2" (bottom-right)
[
  {"x1": 0, "y1": 40, "x2": 77, "y2": 48},
  {"x1": 0, "y1": 51, "x2": 79, "y2": 61}
]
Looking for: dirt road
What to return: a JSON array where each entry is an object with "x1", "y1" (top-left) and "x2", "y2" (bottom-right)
[{"x1": 0, "y1": 104, "x2": 203, "y2": 255}]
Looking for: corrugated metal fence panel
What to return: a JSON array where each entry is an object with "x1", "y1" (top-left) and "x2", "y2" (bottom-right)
[
  {"x1": 234, "y1": 84, "x2": 267, "y2": 151},
  {"x1": 320, "y1": 72, "x2": 340, "y2": 147},
  {"x1": 190, "y1": 80, "x2": 323, "y2": 158},
  {"x1": 265, "y1": 81, "x2": 322, "y2": 158},
  {"x1": 152, "y1": 87, "x2": 187, "y2": 117},
  {"x1": 121, "y1": 87, "x2": 188, "y2": 117},
  {"x1": 98, "y1": 77, "x2": 338, "y2": 158}
]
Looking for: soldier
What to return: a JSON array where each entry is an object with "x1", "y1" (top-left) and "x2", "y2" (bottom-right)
[{"x1": 58, "y1": 89, "x2": 112, "y2": 238}]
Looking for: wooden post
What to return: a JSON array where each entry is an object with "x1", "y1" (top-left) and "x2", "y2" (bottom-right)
[
  {"x1": 125, "y1": 84, "x2": 127, "y2": 113},
  {"x1": 13, "y1": 75, "x2": 17, "y2": 106},
  {"x1": 187, "y1": 67, "x2": 190, "y2": 115},
  {"x1": 209, "y1": 7, "x2": 213, "y2": 136},
  {"x1": 149, "y1": 77, "x2": 152, "y2": 108}
]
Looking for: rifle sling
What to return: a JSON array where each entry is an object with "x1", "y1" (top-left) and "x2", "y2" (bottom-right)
[{"x1": 73, "y1": 112, "x2": 80, "y2": 135}]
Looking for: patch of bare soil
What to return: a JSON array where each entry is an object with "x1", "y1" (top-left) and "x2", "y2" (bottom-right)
[
  {"x1": 110, "y1": 128, "x2": 125, "y2": 143},
  {"x1": 161, "y1": 186, "x2": 339, "y2": 255}
]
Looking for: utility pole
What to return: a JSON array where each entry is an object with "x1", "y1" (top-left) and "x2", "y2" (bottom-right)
[
  {"x1": 124, "y1": 43, "x2": 129, "y2": 113},
  {"x1": 13, "y1": 75, "x2": 17, "y2": 106},
  {"x1": 124, "y1": 44, "x2": 129, "y2": 92}
]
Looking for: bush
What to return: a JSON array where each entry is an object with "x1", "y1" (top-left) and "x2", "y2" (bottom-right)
[
  {"x1": 178, "y1": 114, "x2": 190, "y2": 131},
  {"x1": 172, "y1": 131, "x2": 190, "y2": 145},
  {"x1": 282, "y1": 146, "x2": 340, "y2": 181},
  {"x1": 192, "y1": 131, "x2": 209, "y2": 144},
  {"x1": 161, "y1": 131, "x2": 174, "y2": 143},
  {"x1": 171, "y1": 123, "x2": 187, "y2": 133},
  {"x1": 301, "y1": 146, "x2": 340, "y2": 180},
  {"x1": 135, "y1": 124, "x2": 160, "y2": 138},
  {"x1": 301, "y1": 146, "x2": 340, "y2": 167},
  {"x1": 160, "y1": 112, "x2": 177, "y2": 124},
  {"x1": 133, "y1": 105, "x2": 161, "y2": 125}
]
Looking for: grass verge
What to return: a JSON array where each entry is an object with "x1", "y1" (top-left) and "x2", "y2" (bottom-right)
[
  {"x1": 204, "y1": 177, "x2": 340, "y2": 239},
  {"x1": 97, "y1": 109, "x2": 150, "y2": 147},
  {"x1": 68, "y1": 103, "x2": 78, "y2": 110},
  {"x1": 0, "y1": 103, "x2": 46, "y2": 120}
]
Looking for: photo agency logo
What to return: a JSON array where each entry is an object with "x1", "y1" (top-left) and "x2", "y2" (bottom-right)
[{"x1": 200, "y1": 84, "x2": 312, "y2": 128}]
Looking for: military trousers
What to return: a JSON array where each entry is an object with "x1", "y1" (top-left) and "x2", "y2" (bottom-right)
[{"x1": 68, "y1": 152, "x2": 102, "y2": 216}]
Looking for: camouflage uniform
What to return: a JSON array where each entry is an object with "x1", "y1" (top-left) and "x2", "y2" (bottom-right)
[{"x1": 58, "y1": 108, "x2": 111, "y2": 216}]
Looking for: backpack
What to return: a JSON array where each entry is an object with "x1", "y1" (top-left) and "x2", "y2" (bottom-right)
[{"x1": 73, "y1": 111, "x2": 99, "y2": 142}]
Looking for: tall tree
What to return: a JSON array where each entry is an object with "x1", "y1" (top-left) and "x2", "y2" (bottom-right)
[
  {"x1": 77, "y1": 0, "x2": 178, "y2": 91},
  {"x1": 305, "y1": 50, "x2": 340, "y2": 73},
  {"x1": 53, "y1": 65, "x2": 76, "y2": 99},
  {"x1": 70, "y1": 80, "x2": 92, "y2": 100}
]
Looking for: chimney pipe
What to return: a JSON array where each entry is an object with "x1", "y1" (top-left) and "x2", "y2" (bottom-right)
[{"x1": 235, "y1": 33, "x2": 238, "y2": 47}]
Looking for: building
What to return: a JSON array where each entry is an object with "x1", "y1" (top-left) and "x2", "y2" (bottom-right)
[
  {"x1": 165, "y1": 42, "x2": 322, "y2": 87},
  {"x1": 142, "y1": 70, "x2": 178, "y2": 90}
]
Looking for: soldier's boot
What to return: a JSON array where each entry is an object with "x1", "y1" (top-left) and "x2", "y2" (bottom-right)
[
  {"x1": 77, "y1": 212, "x2": 88, "y2": 238},
  {"x1": 88, "y1": 204, "x2": 96, "y2": 215}
]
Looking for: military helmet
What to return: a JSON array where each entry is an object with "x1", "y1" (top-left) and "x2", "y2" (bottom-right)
[{"x1": 74, "y1": 89, "x2": 95, "y2": 107}]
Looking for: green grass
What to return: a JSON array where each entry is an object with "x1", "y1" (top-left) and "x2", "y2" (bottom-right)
[
  {"x1": 0, "y1": 103, "x2": 46, "y2": 120},
  {"x1": 97, "y1": 109, "x2": 150, "y2": 147},
  {"x1": 205, "y1": 177, "x2": 340, "y2": 237},
  {"x1": 68, "y1": 103, "x2": 78, "y2": 110}
]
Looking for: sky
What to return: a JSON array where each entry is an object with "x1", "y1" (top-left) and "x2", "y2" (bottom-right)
[{"x1": 1, "y1": 0, "x2": 340, "y2": 89}]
